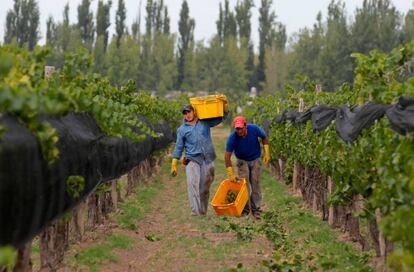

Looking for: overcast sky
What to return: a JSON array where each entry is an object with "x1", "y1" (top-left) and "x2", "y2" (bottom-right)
[{"x1": 1, "y1": 0, "x2": 413, "y2": 49}]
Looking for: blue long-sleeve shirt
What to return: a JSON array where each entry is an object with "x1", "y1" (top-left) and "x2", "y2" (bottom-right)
[{"x1": 172, "y1": 113, "x2": 227, "y2": 164}]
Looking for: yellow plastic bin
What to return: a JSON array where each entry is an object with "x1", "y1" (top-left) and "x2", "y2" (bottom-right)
[
  {"x1": 211, "y1": 178, "x2": 248, "y2": 216},
  {"x1": 190, "y1": 94, "x2": 227, "y2": 119}
]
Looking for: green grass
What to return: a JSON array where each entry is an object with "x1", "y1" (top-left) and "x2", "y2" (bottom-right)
[
  {"x1": 259, "y1": 168, "x2": 374, "y2": 271},
  {"x1": 115, "y1": 171, "x2": 165, "y2": 230},
  {"x1": 106, "y1": 234, "x2": 133, "y2": 249},
  {"x1": 71, "y1": 234, "x2": 133, "y2": 271},
  {"x1": 31, "y1": 240, "x2": 40, "y2": 254},
  {"x1": 207, "y1": 126, "x2": 374, "y2": 271},
  {"x1": 71, "y1": 160, "x2": 168, "y2": 271},
  {"x1": 74, "y1": 244, "x2": 117, "y2": 271}
]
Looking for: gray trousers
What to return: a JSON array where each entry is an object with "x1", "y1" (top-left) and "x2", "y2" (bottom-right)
[
  {"x1": 236, "y1": 158, "x2": 262, "y2": 214},
  {"x1": 185, "y1": 161, "x2": 215, "y2": 215}
]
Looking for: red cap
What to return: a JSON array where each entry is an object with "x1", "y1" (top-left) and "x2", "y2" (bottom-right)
[{"x1": 233, "y1": 116, "x2": 246, "y2": 128}]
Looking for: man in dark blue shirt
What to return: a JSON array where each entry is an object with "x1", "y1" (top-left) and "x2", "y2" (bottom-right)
[{"x1": 224, "y1": 116, "x2": 270, "y2": 219}]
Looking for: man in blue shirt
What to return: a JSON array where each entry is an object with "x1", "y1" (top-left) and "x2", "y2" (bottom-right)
[
  {"x1": 225, "y1": 116, "x2": 270, "y2": 220},
  {"x1": 171, "y1": 104, "x2": 228, "y2": 216}
]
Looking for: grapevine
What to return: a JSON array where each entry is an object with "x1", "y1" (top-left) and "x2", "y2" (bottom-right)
[{"x1": 247, "y1": 40, "x2": 414, "y2": 268}]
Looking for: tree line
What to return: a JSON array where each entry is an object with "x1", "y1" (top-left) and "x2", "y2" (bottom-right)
[{"x1": 3, "y1": 0, "x2": 414, "y2": 98}]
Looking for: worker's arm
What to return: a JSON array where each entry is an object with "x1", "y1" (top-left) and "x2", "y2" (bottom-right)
[
  {"x1": 224, "y1": 151, "x2": 233, "y2": 168},
  {"x1": 172, "y1": 128, "x2": 184, "y2": 160},
  {"x1": 171, "y1": 129, "x2": 184, "y2": 177},
  {"x1": 204, "y1": 109, "x2": 229, "y2": 127},
  {"x1": 262, "y1": 136, "x2": 269, "y2": 146}
]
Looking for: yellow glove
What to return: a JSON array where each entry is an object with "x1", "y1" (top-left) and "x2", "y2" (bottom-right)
[
  {"x1": 226, "y1": 166, "x2": 237, "y2": 182},
  {"x1": 262, "y1": 144, "x2": 270, "y2": 164},
  {"x1": 171, "y1": 158, "x2": 178, "y2": 177}
]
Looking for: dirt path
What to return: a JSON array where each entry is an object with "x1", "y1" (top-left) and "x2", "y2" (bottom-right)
[
  {"x1": 57, "y1": 125, "x2": 372, "y2": 272},
  {"x1": 59, "y1": 125, "x2": 273, "y2": 272}
]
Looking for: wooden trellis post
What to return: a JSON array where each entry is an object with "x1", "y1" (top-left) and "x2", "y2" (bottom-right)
[
  {"x1": 292, "y1": 98, "x2": 304, "y2": 195},
  {"x1": 328, "y1": 177, "x2": 335, "y2": 226},
  {"x1": 375, "y1": 208, "x2": 392, "y2": 262},
  {"x1": 44, "y1": 66, "x2": 55, "y2": 78},
  {"x1": 12, "y1": 241, "x2": 33, "y2": 272}
]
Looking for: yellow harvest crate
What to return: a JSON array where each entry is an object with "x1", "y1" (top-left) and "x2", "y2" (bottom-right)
[
  {"x1": 190, "y1": 94, "x2": 227, "y2": 119},
  {"x1": 211, "y1": 178, "x2": 248, "y2": 216}
]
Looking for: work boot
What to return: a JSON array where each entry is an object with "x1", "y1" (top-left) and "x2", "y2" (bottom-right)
[
  {"x1": 241, "y1": 209, "x2": 250, "y2": 217},
  {"x1": 252, "y1": 212, "x2": 261, "y2": 220}
]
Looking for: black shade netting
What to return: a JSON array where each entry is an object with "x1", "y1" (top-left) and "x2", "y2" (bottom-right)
[
  {"x1": 335, "y1": 102, "x2": 389, "y2": 142},
  {"x1": 275, "y1": 108, "x2": 299, "y2": 124},
  {"x1": 310, "y1": 105, "x2": 338, "y2": 132},
  {"x1": 0, "y1": 112, "x2": 174, "y2": 247},
  {"x1": 294, "y1": 106, "x2": 316, "y2": 124},
  {"x1": 386, "y1": 96, "x2": 414, "y2": 135}
]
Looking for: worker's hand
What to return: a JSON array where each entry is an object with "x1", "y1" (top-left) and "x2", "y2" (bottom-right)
[
  {"x1": 224, "y1": 100, "x2": 229, "y2": 112},
  {"x1": 262, "y1": 144, "x2": 270, "y2": 164},
  {"x1": 171, "y1": 158, "x2": 178, "y2": 177},
  {"x1": 226, "y1": 166, "x2": 237, "y2": 182}
]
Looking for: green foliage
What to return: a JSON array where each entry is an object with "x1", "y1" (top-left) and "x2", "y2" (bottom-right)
[
  {"x1": 145, "y1": 233, "x2": 161, "y2": 241},
  {"x1": 194, "y1": 37, "x2": 248, "y2": 99},
  {"x1": 0, "y1": 246, "x2": 16, "y2": 270},
  {"x1": 249, "y1": 39, "x2": 414, "y2": 269},
  {"x1": 318, "y1": 0, "x2": 353, "y2": 90},
  {"x1": 223, "y1": 0, "x2": 237, "y2": 40},
  {"x1": 402, "y1": 7, "x2": 414, "y2": 43},
  {"x1": 115, "y1": 0, "x2": 126, "y2": 48},
  {"x1": 0, "y1": 46, "x2": 179, "y2": 163},
  {"x1": 96, "y1": 0, "x2": 112, "y2": 51},
  {"x1": 264, "y1": 44, "x2": 287, "y2": 95},
  {"x1": 66, "y1": 176, "x2": 85, "y2": 199},
  {"x1": 258, "y1": 0, "x2": 283, "y2": 86},
  {"x1": 235, "y1": 0, "x2": 253, "y2": 43},
  {"x1": 177, "y1": 0, "x2": 195, "y2": 89},
  {"x1": 77, "y1": 0, "x2": 95, "y2": 49},
  {"x1": 351, "y1": 0, "x2": 401, "y2": 55},
  {"x1": 46, "y1": 16, "x2": 57, "y2": 48},
  {"x1": 4, "y1": 0, "x2": 40, "y2": 50}
]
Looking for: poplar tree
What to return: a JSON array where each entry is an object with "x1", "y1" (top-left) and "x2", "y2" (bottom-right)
[
  {"x1": 257, "y1": 0, "x2": 276, "y2": 85},
  {"x1": 223, "y1": 0, "x2": 237, "y2": 39},
  {"x1": 96, "y1": 0, "x2": 112, "y2": 51},
  {"x1": 46, "y1": 16, "x2": 57, "y2": 47},
  {"x1": 402, "y1": 5, "x2": 414, "y2": 42},
  {"x1": 163, "y1": 7, "x2": 170, "y2": 34},
  {"x1": 4, "y1": 0, "x2": 40, "y2": 50},
  {"x1": 235, "y1": 0, "x2": 255, "y2": 87},
  {"x1": 77, "y1": 0, "x2": 95, "y2": 48},
  {"x1": 351, "y1": 0, "x2": 400, "y2": 54},
  {"x1": 177, "y1": 0, "x2": 195, "y2": 89},
  {"x1": 216, "y1": 3, "x2": 224, "y2": 45},
  {"x1": 115, "y1": 0, "x2": 126, "y2": 47}
]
